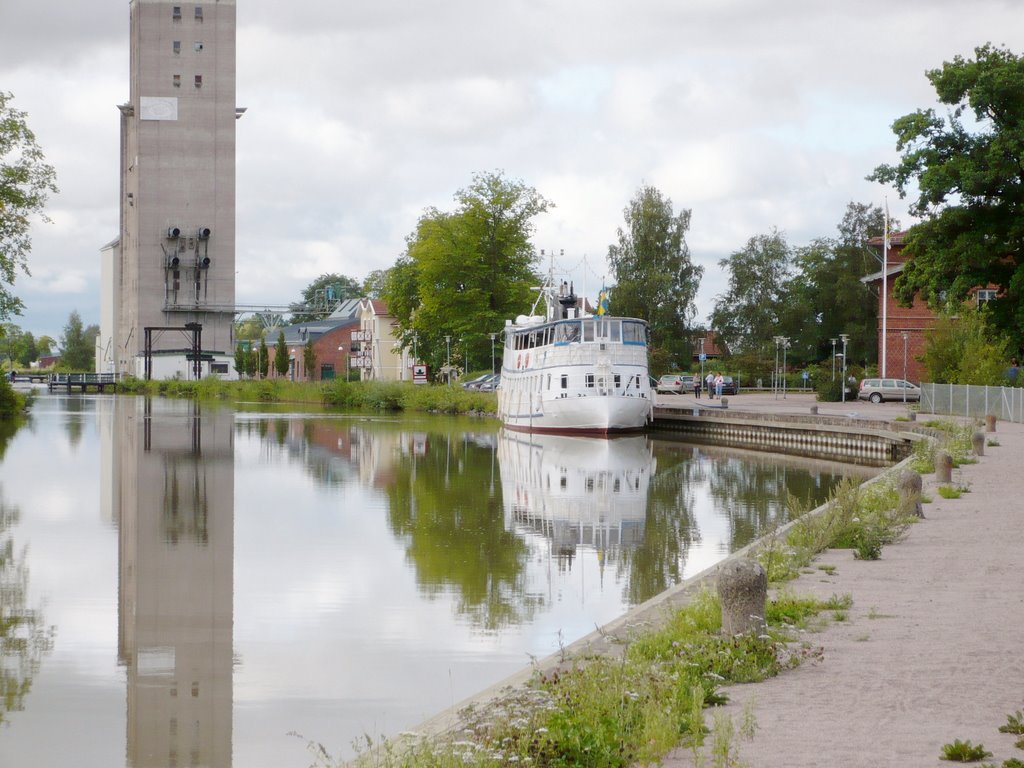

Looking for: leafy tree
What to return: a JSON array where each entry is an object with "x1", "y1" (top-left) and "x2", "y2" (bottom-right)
[
  {"x1": 710, "y1": 229, "x2": 792, "y2": 359},
  {"x1": 234, "y1": 342, "x2": 249, "y2": 378},
  {"x1": 362, "y1": 269, "x2": 387, "y2": 299},
  {"x1": 869, "y1": 44, "x2": 1024, "y2": 337},
  {"x1": 234, "y1": 316, "x2": 264, "y2": 342},
  {"x1": 274, "y1": 330, "x2": 289, "y2": 377},
  {"x1": 258, "y1": 338, "x2": 269, "y2": 379},
  {"x1": 59, "y1": 310, "x2": 97, "y2": 371},
  {"x1": 303, "y1": 338, "x2": 317, "y2": 380},
  {"x1": 36, "y1": 335, "x2": 54, "y2": 358},
  {"x1": 920, "y1": 302, "x2": 1011, "y2": 384},
  {"x1": 785, "y1": 203, "x2": 889, "y2": 367},
  {"x1": 0, "y1": 91, "x2": 59, "y2": 320},
  {"x1": 382, "y1": 171, "x2": 551, "y2": 378},
  {"x1": 290, "y1": 273, "x2": 361, "y2": 323},
  {"x1": 607, "y1": 185, "x2": 703, "y2": 362}
]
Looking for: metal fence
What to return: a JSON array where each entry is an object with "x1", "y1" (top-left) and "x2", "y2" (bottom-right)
[{"x1": 920, "y1": 382, "x2": 1024, "y2": 423}]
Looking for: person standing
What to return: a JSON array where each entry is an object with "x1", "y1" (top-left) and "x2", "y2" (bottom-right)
[
  {"x1": 693, "y1": 374, "x2": 702, "y2": 399},
  {"x1": 705, "y1": 371, "x2": 715, "y2": 399},
  {"x1": 714, "y1": 372, "x2": 724, "y2": 398}
]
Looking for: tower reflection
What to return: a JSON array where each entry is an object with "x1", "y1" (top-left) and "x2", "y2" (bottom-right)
[{"x1": 113, "y1": 398, "x2": 234, "y2": 768}]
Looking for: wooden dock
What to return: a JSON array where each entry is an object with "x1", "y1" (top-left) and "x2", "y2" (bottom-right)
[{"x1": 46, "y1": 373, "x2": 120, "y2": 393}]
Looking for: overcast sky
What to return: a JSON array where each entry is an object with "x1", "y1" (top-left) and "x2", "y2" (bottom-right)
[{"x1": 2, "y1": 0, "x2": 1021, "y2": 340}]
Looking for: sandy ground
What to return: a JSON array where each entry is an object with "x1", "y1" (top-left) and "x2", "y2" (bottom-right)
[{"x1": 657, "y1": 409, "x2": 1024, "y2": 767}]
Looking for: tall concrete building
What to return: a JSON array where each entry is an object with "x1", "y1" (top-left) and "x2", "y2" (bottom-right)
[{"x1": 99, "y1": 0, "x2": 239, "y2": 378}]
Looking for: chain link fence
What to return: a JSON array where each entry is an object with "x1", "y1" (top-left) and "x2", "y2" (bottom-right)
[{"x1": 920, "y1": 383, "x2": 1024, "y2": 423}]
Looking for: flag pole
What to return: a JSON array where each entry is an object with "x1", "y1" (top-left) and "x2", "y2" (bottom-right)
[{"x1": 881, "y1": 198, "x2": 889, "y2": 378}]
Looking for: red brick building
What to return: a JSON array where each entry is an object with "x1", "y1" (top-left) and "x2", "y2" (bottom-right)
[
  {"x1": 265, "y1": 316, "x2": 361, "y2": 381},
  {"x1": 862, "y1": 232, "x2": 933, "y2": 384}
]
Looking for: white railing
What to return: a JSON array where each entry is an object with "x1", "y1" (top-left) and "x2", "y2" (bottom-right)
[{"x1": 920, "y1": 382, "x2": 1024, "y2": 423}]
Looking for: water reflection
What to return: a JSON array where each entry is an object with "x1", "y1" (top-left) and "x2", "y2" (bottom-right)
[{"x1": 114, "y1": 398, "x2": 234, "y2": 768}]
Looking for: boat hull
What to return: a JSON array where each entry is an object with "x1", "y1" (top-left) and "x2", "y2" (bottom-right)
[{"x1": 499, "y1": 391, "x2": 651, "y2": 435}]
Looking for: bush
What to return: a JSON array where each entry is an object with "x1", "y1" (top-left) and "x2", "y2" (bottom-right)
[{"x1": 814, "y1": 377, "x2": 846, "y2": 402}]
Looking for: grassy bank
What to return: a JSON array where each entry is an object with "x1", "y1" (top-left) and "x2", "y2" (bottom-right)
[{"x1": 115, "y1": 376, "x2": 497, "y2": 416}]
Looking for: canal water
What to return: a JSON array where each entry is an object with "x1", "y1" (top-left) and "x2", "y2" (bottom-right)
[{"x1": 0, "y1": 394, "x2": 873, "y2": 767}]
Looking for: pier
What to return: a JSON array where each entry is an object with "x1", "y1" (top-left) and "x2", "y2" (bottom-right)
[{"x1": 46, "y1": 372, "x2": 120, "y2": 393}]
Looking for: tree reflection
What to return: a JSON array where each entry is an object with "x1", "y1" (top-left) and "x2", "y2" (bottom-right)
[
  {"x1": 0, "y1": 491, "x2": 54, "y2": 725},
  {"x1": 384, "y1": 433, "x2": 536, "y2": 632},
  {"x1": 618, "y1": 446, "x2": 701, "y2": 605}
]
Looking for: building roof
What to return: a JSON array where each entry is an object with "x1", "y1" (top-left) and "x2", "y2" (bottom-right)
[
  {"x1": 866, "y1": 230, "x2": 908, "y2": 248},
  {"x1": 861, "y1": 262, "x2": 906, "y2": 285},
  {"x1": 275, "y1": 317, "x2": 359, "y2": 345}
]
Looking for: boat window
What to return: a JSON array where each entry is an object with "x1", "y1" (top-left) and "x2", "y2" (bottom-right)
[
  {"x1": 583, "y1": 320, "x2": 595, "y2": 342},
  {"x1": 561, "y1": 374, "x2": 568, "y2": 389},
  {"x1": 608, "y1": 320, "x2": 621, "y2": 342},
  {"x1": 546, "y1": 374, "x2": 551, "y2": 390},
  {"x1": 614, "y1": 374, "x2": 621, "y2": 388},
  {"x1": 585, "y1": 374, "x2": 595, "y2": 388},
  {"x1": 555, "y1": 321, "x2": 580, "y2": 344},
  {"x1": 622, "y1": 321, "x2": 646, "y2": 345}
]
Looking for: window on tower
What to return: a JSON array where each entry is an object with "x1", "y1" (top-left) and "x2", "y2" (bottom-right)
[
  {"x1": 173, "y1": 40, "x2": 181, "y2": 54},
  {"x1": 195, "y1": 6, "x2": 203, "y2": 21},
  {"x1": 172, "y1": 6, "x2": 182, "y2": 20},
  {"x1": 194, "y1": 74, "x2": 202, "y2": 88}
]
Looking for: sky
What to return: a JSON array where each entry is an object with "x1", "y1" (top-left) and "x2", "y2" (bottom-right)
[{"x1": 2, "y1": 0, "x2": 1021, "y2": 341}]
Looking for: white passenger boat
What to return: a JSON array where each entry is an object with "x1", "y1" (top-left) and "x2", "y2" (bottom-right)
[{"x1": 496, "y1": 280, "x2": 653, "y2": 434}]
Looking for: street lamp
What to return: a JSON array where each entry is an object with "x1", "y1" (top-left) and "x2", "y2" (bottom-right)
[
  {"x1": 699, "y1": 336, "x2": 705, "y2": 382},
  {"x1": 839, "y1": 334, "x2": 850, "y2": 402},
  {"x1": 772, "y1": 336, "x2": 786, "y2": 400},
  {"x1": 901, "y1": 331, "x2": 910, "y2": 402},
  {"x1": 781, "y1": 337, "x2": 790, "y2": 399},
  {"x1": 830, "y1": 338, "x2": 837, "y2": 381},
  {"x1": 489, "y1": 332, "x2": 497, "y2": 373},
  {"x1": 444, "y1": 335, "x2": 451, "y2": 383}
]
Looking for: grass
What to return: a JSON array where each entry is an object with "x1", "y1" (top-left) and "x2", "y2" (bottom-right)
[
  {"x1": 940, "y1": 739, "x2": 992, "y2": 762},
  {"x1": 116, "y1": 376, "x2": 498, "y2": 416},
  {"x1": 348, "y1": 587, "x2": 840, "y2": 768},
  {"x1": 938, "y1": 485, "x2": 965, "y2": 499}
]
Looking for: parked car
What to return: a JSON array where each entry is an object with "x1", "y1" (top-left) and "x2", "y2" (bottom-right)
[
  {"x1": 719, "y1": 376, "x2": 739, "y2": 396},
  {"x1": 656, "y1": 374, "x2": 686, "y2": 394},
  {"x1": 858, "y1": 377, "x2": 921, "y2": 403},
  {"x1": 478, "y1": 374, "x2": 500, "y2": 392},
  {"x1": 461, "y1": 373, "x2": 495, "y2": 390}
]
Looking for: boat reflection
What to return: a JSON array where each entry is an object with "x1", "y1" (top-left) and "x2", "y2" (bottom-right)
[
  {"x1": 112, "y1": 398, "x2": 234, "y2": 768},
  {"x1": 498, "y1": 431, "x2": 655, "y2": 570}
]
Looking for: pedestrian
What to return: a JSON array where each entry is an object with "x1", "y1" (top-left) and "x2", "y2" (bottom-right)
[
  {"x1": 693, "y1": 374, "x2": 702, "y2": 399},
  {"x1": 714, "y1": 372, "x2": 724, "y2": 398},
  {"x1": 706, "y1": 371, "x2": 715, "y2": 399}
]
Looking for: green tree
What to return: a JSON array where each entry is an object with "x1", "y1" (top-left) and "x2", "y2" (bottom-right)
[
  {"x1": 303, "y1": 338, "x2": 317, "y2": 380},
  {"x1": 59, "y1": 311, "x2": 97, "y2": 371},
  {"x1": 274, "y1": 330, "x2": 289, "y2": 377},
  {"x1": 785, "y1": 202, "x2": 889, "y2": 367},
  {"x1": 607, "y1": 185, "x2": 703, "y2": 363},
  {"x1": 382, "y1": 171, "x2": 551, "y2": 377},
  {"x1": 920, "y1": 302, "x2": 1011, "y2": 384},
  {"x1": 36, "y1": 335, "x2": 54, "y2": 358},
  {"x1": 290, "y1": 273, "x2": 361, "y2": 323},
  {"x1": 870, "y1": 44, "x2": 1024, "y2": 337},
  {"x1": 710, "y1": 229, "x2": 792, "y2": 359},
  {"x1": 234, "y1": 342, "x2": 248, "y2": 378},
  {"x1": 362, "y1": 269, "x2": 387, "y2": 299},
  {"x1": 0, "y1": 92, "x2": 59, "y2": 320},
  {"x1": 258, "y1": 338, "x2": 269, "y2": 379}
]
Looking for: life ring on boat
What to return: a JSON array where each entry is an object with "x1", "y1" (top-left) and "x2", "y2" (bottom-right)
[
  {"x1": 517, "y1": 353, "x2": 522, "y2": 369},
  {"x1": 524, "y1": 353, "x2": 530, "y2": 367}
]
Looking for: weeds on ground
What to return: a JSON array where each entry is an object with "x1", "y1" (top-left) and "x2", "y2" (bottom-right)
[
  {"x1": 1000, "y1": 711, "x2": 1024, "y2": 735},
  {"x1": 940, "y1": 739, "x2": 992, "y2": 761},
  {"x1": 938, "y1": 485, "x2": 965, "y2": 499}
]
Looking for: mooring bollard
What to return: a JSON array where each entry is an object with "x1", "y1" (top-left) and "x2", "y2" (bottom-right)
[
  {"x1": 971, "y1": 431, "x2": 985, "y2": 457},
  {"x1": 717, "y1": 559, "x2": 767, "y2": 636},
  {"x1": 720, "y1": 397, "x2": 729, "y2": 409},
  {"x1": 935, "y1": 450, "x2": 953, "y2": 483},
  {"x1": 809, "y1": 405, "x2": 818, "y2": 415},
  {"x1": 897, "y1": 469, "x2": 924, "y2": 518},
  {"x1": 985, "y1": 414, "x2": 997, "y2": 433},
  {"x1": 907, "y1": 411, "x2": 916, "y2": 422}
]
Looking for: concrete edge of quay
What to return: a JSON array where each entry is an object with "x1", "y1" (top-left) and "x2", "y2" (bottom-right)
[{"x1": 404, "y1": 399, "x2": 939, "y2": 746}]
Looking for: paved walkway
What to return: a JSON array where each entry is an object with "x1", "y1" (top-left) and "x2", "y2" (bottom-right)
[{"x1": 654, "y1": 399, "x2": 1024, "y2": 767}]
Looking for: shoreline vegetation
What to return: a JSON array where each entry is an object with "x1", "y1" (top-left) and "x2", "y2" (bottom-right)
[
  {"x1": 333, "y1": 422, "x2": 974, "y2": 768},
  {"x1": 115, "y1": 376, "x2": 499, "y2": 416}
]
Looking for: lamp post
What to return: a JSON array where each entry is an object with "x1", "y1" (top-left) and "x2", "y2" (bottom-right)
[
  {"x1": 772, "y1": 336, "x2": 783, "y2": 399},
  {"x1": 699, "y1": 336, "x2": 705, "y2": 382},
  {"x1": 830, "y1": 338, "x2": 837, "y2": 381},
  {"x1": 489, "y1": 332, "x2": 497, "y2": 373},
  {"x1": 840, "y1": 334, "x2": 850, "y2": 402},
  {"x1": 901, "y1": 331, "x2": 910, "y2": 402},
  {"x1": 780, "y1": 337, "x2": 790, "y2": 399},
  {"x1": 444, "y1": 335, "x2": 451, "y2": 383}
]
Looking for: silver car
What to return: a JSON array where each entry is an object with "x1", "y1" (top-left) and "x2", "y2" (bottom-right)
[{"x1": 857, "y1": 377, "x2": 921, "y2": 403}]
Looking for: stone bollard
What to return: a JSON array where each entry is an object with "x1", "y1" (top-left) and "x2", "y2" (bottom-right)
[
  {"x1": 935, "y1": 450, "x2": 953, "y2": 484},
  {"x1": 720, "y1": 397, "x2": 729, "y2": 409},
  {"x1": 717, "y1": 559, "x2": 767, "y2": 636},
  {"x1": 971, "y1": 431, "x2": 985, "y2": 457},
  {"x1": 897, "y1": 469, "x2": 924, "y2": 518},
  {"x1": 809, "y1": 405, "x2": 818, "y2": 415},
  {"x1": 985, "y1": 414, "x2": 997, "y2": 433},
  {"x1": 907, "y1": 411, "x2": 917, "y2": 422}
]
